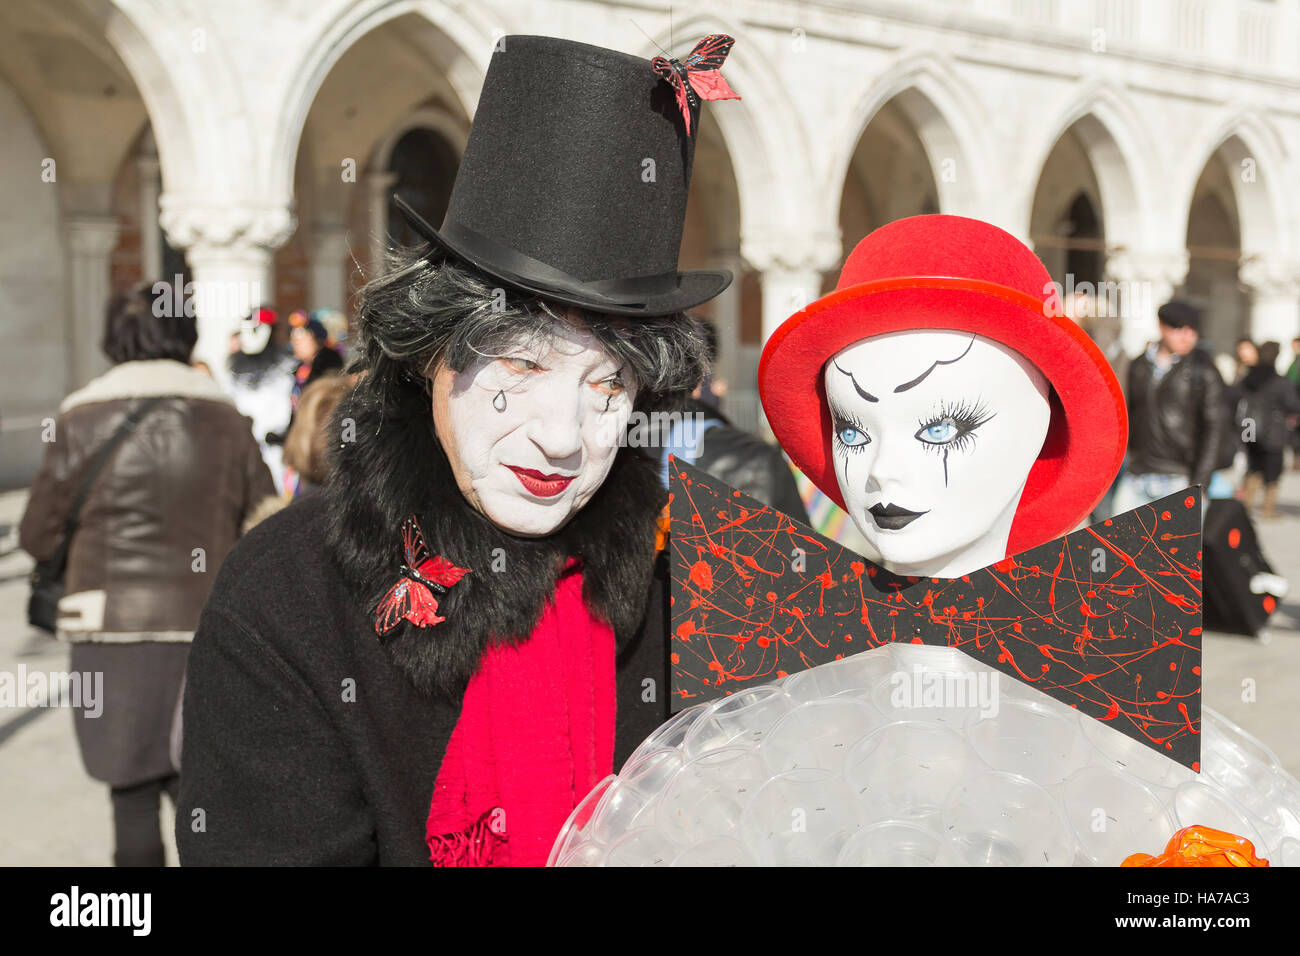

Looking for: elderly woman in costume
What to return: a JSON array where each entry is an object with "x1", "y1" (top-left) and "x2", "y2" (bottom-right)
[{"x1": 177, "y1": 34, "x2": 739, "y2": 866}]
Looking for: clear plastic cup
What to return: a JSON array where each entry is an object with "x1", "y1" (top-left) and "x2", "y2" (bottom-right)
[
  {"x1": 1171, "y1": 779, "x2": 1271, "y2": 856},
  {"x1": 835, "y1": 820, "x2": 943, "y2": 867},
  {"x1": 1061, "y1": 765, "x2": 1178, "y2": 866},
  {"x1": 547, "y1": 774, "x2": 617, "y2": 866},
  {"x1": 1199, "y1": 750, "x2": 1284, "y2": 834},
  {"x1": 795, "y1": 647, "x2": 900, "y2": 702},
  {"x1": 588, "y1": 750, "x2": 683, "y2": 845},
  {"x1": 1201, "y1": 706, "x2": 1284, "y2": 771},
  {"x1": 779, "y1": 668, "x2": 821, "y2": 705},
  {"x1": 844, "y1": 721, "x2": 981, "y2": 826},
  {"x1": 942, "y1": 770, "x2": 1075, "y2": 866},
  {"x1": 1080, "y1": 715, "x2": 1197, "y2": 790},
  {"x1": 622, "y1": 702, "x2": 708, "y2": 770},
  {"x1": 762, "y1": 698, "x2": 881, "y2": 774},
  {"x1": 869, "y1": 659, "x2": 999, "y2": 730},
  {"x1": 670, "y1": 837, "x2": 755, "y2": 867},
  {"x1": 970, "y1": 698, "x2": 1092, "y2": 786},
  {"x1": 657, "y1": 746, "x2": 766, "y2": 846},
  {"x1": 1275, "y1": 837, "x2": 1300, "y2": 868},
  {"x1": 604, "y1": 827, "x2": 677, "y2": 867},
  {"x1": 890, "y1": 642, "x2": 971, "y2": 673},
  {"x1": 739, "y1": 768, "x2": 865, "y2": 866},
  {"x1": 682, "y1": 685, "x2": 792, "y2": 757},
  {"x1": 556, "y1": 842, "x2": 606, "y2": 867}
]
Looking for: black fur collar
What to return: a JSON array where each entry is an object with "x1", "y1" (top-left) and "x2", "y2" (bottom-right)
[{"x1": 322, "y1": 381, "x2": 666, "y2": 700}]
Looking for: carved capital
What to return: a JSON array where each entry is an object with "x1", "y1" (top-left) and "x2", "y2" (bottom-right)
[
  {"x1": 1239, "y1": 256, "x2": 1300, "y2": 298},
  {"x1": 159, "y1": 195, "x2": 297, "y2": 252},
  {"x1": 741, "y1": 229, "x2": 842, "y2": 276},
  {"x1": 1103, "y1": 249, "x2": 1188, "y2": 289}
]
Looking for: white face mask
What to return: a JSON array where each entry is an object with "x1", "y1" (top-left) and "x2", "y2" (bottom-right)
[
  {"x1": 823, "y1": 330, "x2": 1050, "y2": 578},
  {"x1": 431, "y1": 319, "x2": 637, "y2": 537},
  {"x1": 238, "y1": 321, "x2": 272, "y2": 355}
]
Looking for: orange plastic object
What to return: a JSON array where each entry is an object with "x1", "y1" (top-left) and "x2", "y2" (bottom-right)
[
  {"x1": 1121, "y1": 825, "x2": 1269, "y2": 867},
  {"x1": 654, "y1": 503, "x2": 671, "y2": 555}
]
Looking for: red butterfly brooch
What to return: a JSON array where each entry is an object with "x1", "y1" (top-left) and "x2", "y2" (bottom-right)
[
  {"x1": 651, "y1": 34, "x2": 741, "y2": 136},
  {"x1": 374, "y1": 515, "x2": 471, "y2": 637}
]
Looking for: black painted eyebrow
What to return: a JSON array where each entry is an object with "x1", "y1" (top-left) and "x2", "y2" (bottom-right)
[
  {"x1": 832, "y1": 361, "x2": 878, "y2": 402},
  {"x1": 892, "y1": 335, "x2": 977, "y2": 393}
]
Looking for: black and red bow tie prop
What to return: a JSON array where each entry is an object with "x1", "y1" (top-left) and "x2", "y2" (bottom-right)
[{"x1": 668, "y1": 459, "x2": 1204, "y2": 771}]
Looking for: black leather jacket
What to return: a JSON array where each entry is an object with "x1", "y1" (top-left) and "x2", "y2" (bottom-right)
[
  {"x1": 1126, "y1": 346, "x2": 1228, "y2": 489},
  {"x1": 694, "y1": 424, "x2": 811, "y2": 525}
]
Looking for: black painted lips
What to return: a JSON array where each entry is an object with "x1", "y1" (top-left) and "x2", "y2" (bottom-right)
[{"x1": 868, "y1": 502, "x2": 928, "y2": 531}]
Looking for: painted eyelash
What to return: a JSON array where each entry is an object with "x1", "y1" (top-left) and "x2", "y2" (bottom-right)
[
  {"x1": 915, "y1": 398, "x2": 994, "y2": 454},
  {"x1": 829, "y1": 403, "x2": 871, "y2": 454}
]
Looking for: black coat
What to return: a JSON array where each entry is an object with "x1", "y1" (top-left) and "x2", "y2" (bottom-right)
[
  {"x1": 687, "y1": 402, "x2": 811, "y2": 525},
  {"x1": 177, "y1": 383, "x2": 671, "y2": 865},
  {"x1": 1126, "y1": 347, "x2": 1229, "y2": 489},
  {"x1": 1239, "y1": 365, "x2": 1300, "y2": 452}
]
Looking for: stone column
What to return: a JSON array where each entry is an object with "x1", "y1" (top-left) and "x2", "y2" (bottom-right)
[
  {"x1": 136, "y1": 144, "x2": 163, "y2": 280},
  {"x1": 309, "y1": 224, "x2": 353, "y2": 311},
  {"x1": 1240, "y1": 258, "x2": 1300, "y2": 370},
  {"x1": 65, "y1": 214, "x2": 121, "y2": 390},
  {"x1": 1103, "y1": 249, "x2": 1189, "y2": 360},
  {"x1": 366, "y1": 170, "x2": 399, "y2": 276},
  {"x1": 740, "y1": 233, "x2": 840, "y2": 437},
  {"x1": 159, "y1": 200, "x2": 295, "y2": 387},
  {"x1": 707, "y1": 248, "x2": 745, "y2": 390},
  {"x1": 743, "y1": 233, "x2": 842, "y2": 346}
]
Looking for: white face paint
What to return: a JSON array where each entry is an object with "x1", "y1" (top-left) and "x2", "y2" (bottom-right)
[
  {"x1": 823, "y1": 330, "x2": 1051, "y2": 578},
  {"x1": 431, "y1": 318, "x2": 637, "y2": 537}
]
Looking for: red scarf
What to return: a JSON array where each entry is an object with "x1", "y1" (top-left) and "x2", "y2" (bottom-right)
[{"x1": 425, "y1": 561, "x2": 616, "y2": 866}]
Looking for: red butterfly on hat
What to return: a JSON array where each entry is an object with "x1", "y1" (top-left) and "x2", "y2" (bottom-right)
[
  {"x1": 651, "y1": 34, "x2": 741, "y2": 136},
  {"x1": 374, "y1": 515, "x2": 471, "y2": 636}
]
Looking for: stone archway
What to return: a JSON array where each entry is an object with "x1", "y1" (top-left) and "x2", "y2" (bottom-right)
[
  {"x1": 829, "y1": 52, "x2": 994, "y2": 231},
  {"x1": 277, "y1": 10, "x2": 477, "y2": 320},
  {"x1": 1177, "y1": 110, "x2": 1297, "y2": 365}
]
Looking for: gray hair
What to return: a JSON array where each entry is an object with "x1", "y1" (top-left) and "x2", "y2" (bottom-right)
[{"x1": 351, "y1": 247, "x2": 709, "y2": 414}]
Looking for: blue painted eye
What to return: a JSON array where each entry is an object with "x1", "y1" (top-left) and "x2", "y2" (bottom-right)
[
  {"x1": 918, "y1": 421, "x2": 959, "y2": 444},
  {"x1": 838, "y1": 426, "x2": 869, "y2": 447}
]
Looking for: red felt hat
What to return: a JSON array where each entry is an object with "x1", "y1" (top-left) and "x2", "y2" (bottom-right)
[{"x1": 759, "y1": 214, "x2": 1127, "y2": 556}]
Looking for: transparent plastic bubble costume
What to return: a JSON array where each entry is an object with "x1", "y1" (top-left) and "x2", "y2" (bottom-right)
[{"x1": 550, "y1": 644, "x2": 1300, "y2": 866}]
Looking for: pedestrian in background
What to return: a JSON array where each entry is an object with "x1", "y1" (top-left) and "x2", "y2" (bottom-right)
[
  {"x1": 287, "y1": 310, "x2": 344, "y2": 409},
  {"x1": 1287, "y1": 336, "x2": 1300, "y2": 470},
  {"x1": 656, "y1": 318, "x2": 809, "y2": 523},
  {"x1": 1114, "y1": 300, "x2": 1229, "y2": 512},
  {"x1": 19, "y1": 282, "x2": 276, "y2": 866},
  {"x1": 227, "y1": 305, "x2": 297, "y2": 494},
  {"x1": 1240, "y1": 340, "x2": 1300, "y2": 519},
  {"x1": 282, "y1": 372, "x2": 354, "y2": 496}
]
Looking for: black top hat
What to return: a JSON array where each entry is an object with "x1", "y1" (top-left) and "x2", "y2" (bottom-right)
[{"x1": 393, "y1": 35, "x2": 733, "y2": 317}]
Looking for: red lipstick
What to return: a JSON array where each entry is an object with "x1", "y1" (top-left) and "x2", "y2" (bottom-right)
[{"x1": 507, "y1": 466, "x2": 575, "y2": 498}]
